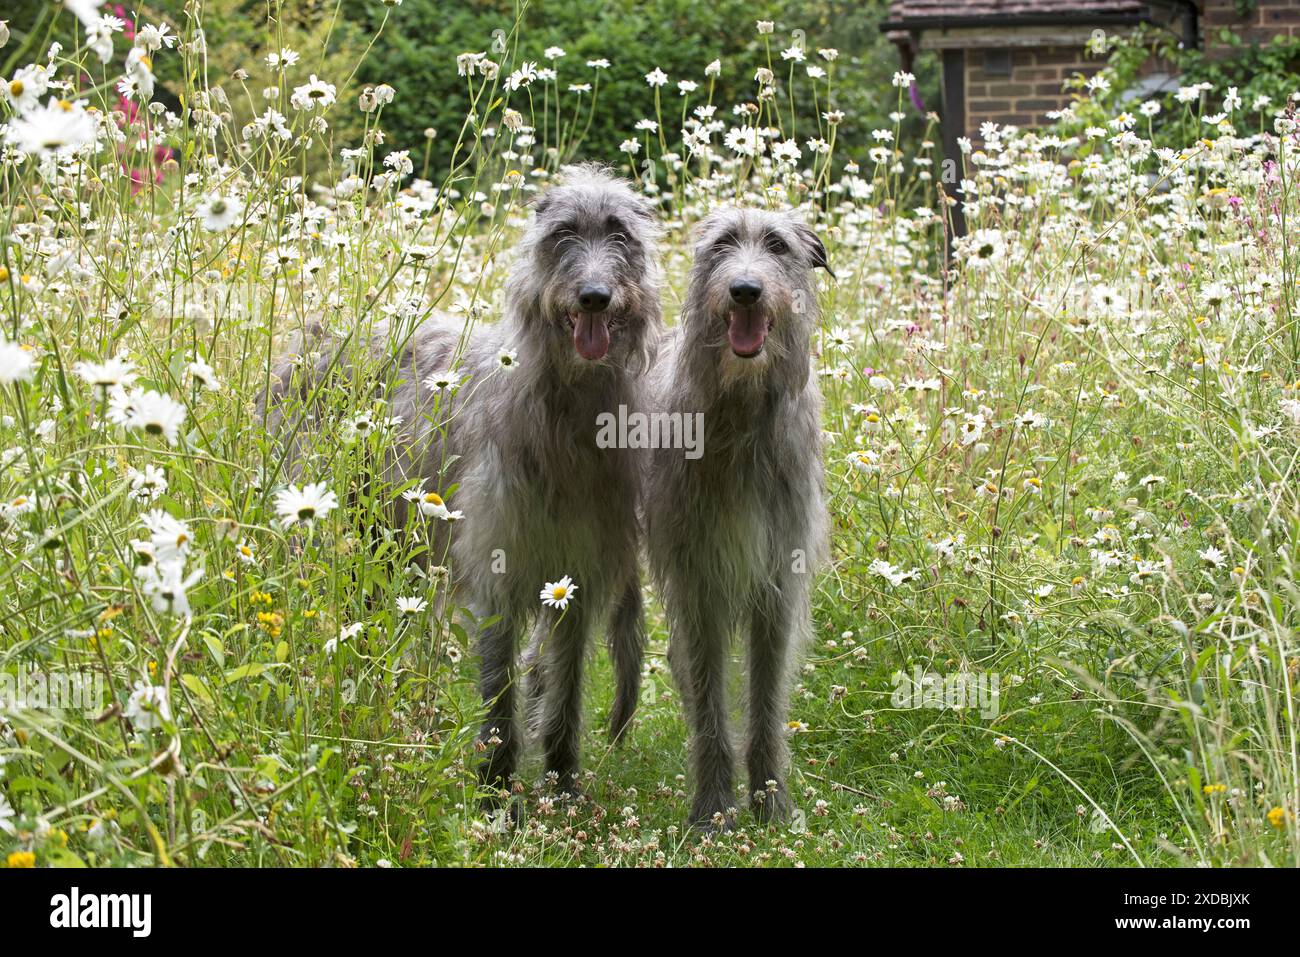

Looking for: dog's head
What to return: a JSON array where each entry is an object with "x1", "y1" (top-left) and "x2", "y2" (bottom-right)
[
  {"x1": 509, "y1": 164, "x2": 662, "y2": 375},
  {"x1": 684, "y1": 206, "x2": 831, "y2": 393}
]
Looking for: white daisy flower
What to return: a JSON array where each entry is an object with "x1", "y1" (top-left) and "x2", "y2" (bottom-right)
[
  {"x1": 423, "y1": 370, "x2": 463, "y2": 393},
  {"x1": 326, "y1": 621, "x2": 364, "y2": 657},
  {"x1": 197, "y1": 193, "x2": 243, "y2": 231},
  {"x1": 186, "y1": 354, "x2": 221, "y2": 391},
  {"x1": 401, "y1": 486, "x2": 451, "y2": 520},
  {"x1": 290, "y1": 74, "x2": 336, "y2": 111},
  {"x1": 140, "y1": 509, "x2": 192, "y2": 564},
  {"x1": 114, "y1": 389, "x2": 187, "y2": 445},
  {"x1": 127, "y1": 464, "x2": 167, "y2": 503},
  {"x1": 74, "y1": 356, "x2": 137, "y2": 396},
  {"x1": 396, "y1": 596, "x2": 427, "y2": 616},
  {"x1": 1, "y1": 64, "x2": 51, "y2": 113},
  {"x1": 124, "y1": 681, "x2": 171, "y2": 730},
  {"x1": 540, "y1": 575, "x2": 578, "y2": 610},
  {"x1": 273, "y1": 482, "x2": 339, "y2": 526},
  {"x1": 141, "y1": 561, "x2": 203, "y2": 617},
  {"x1": 0, "y1": 338, "x2": 35, "y2": 385},
  {"x1": 64, "y1": 0, "x2": 105, "y2": 29}
]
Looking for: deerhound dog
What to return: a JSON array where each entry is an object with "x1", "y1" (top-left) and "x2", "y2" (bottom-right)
[
  {"x1": 263, "y1": 165, "x2": 661, "y2": 804},
  {"x1": 639, "y1": 206, "x2": 830, "y2": 829}
]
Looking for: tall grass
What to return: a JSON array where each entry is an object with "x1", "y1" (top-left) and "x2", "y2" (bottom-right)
[{"x1": 0, "y1": 2, "x2": 1296, "y2": 867}]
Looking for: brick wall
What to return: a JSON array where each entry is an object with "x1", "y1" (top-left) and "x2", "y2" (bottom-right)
[
  {"x1": 1202, "y1": 0, "x2": 1300, "y2": 54},
  {"x1": 964, "y1": 47, "x2": 1103, "y2": 136},
  {"x1": 931, "y1": 3, "x2": 1300, "y2": 145}
]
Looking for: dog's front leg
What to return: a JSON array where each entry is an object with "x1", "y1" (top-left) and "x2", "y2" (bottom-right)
[
  {"x1": 745, "y1": 585, "x2": 800, "y2": 825},
  {"x1": 476, "y1": 613, "x2": 521, "y2": 806},
  {"x1": 670, "y1": 599, "x2": 736, "y2": 831},
  {"x1": 538, "y1": 602, "x2": 592, "y2": 797}
]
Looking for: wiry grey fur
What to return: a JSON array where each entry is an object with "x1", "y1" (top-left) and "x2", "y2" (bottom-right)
[
  {"x1": 640, "y1": 206, "x2": 830, "y2": 830},
  {"x1": 262, "y1": 165, "x2": 662, "y2": 804}
]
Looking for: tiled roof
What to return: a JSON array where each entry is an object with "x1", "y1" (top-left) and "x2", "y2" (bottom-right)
[{"x1": 884, "y1": 0, "x2": 1153, "y2": 28}]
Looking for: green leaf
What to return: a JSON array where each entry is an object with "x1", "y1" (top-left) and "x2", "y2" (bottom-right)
[
  {"x1": 223, "y1": 662, "x2": 273, "y2": 685},
  {"x1": 180, "y1": 673, "x2": 215, "y2": 707},
  {"x1": 42, "y1": 846, "x2": 87, "y2": 868},
  {"x1": 203, "y1": 633, "x2": 226, "y2": 668}
]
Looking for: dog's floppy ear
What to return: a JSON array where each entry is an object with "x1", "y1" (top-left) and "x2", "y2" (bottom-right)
[
  {"x1": 629, "y1": 192, "x2": 659, "y2": 223},
  {"x1": 795, "y1": 222, "x2": 834, "y2": 278},
  {"x1": 530, "y1": 190, "x2": 554, "y2": 218}
]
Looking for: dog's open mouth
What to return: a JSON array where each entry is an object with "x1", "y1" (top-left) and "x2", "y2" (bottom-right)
[
  {"x1": 727, "y1": 309, "x2": 771, "y2": 358},
  {"x1": 571, "y1": 311, "x2": 611, "y2": 361}
]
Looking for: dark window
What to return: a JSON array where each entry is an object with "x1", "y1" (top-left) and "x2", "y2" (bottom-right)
[{"x1": 983, "y1": 49, "x2": 1012, "y2": 77}]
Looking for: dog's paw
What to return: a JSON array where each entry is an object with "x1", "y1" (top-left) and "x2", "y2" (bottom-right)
[
  {"x1": 688, "y1": 802, "x2": 738, "y2": 836},
  {"x1": 541, "y1": 770, "x2": 588, "y2": 804}
]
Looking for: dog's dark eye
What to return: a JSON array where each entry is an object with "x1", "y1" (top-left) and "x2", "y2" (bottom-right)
[
  {"x1": 766, "y1": 236, "x2": 789, "y2": 255},
  {"x1": 710, "y1": 231, "x2": 737, "y2": 253}
]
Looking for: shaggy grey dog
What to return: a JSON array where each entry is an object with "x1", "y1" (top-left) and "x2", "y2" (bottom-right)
[
  {"x1": 263, "y1": 165, "x2": 662, "y2": 803},
  {"x1": 640, "y1": 206, "x2": 830, "y2": 829}
]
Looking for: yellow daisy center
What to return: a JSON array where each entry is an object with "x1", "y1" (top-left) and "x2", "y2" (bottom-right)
[
  {"x1": 552, "y1": 586, "x2": 568, "y2": 600},
  {"x1": 423, "y1": 492, "x2": 444, "y2": 506}
]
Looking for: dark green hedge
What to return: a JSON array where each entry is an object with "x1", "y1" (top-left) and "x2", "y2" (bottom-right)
[
  {"x1": 3, "y1": 0, "x2": 939, "y2": 170},
  {"x1": 354, "y1": 0, "x2": 939, "y2": 168}
]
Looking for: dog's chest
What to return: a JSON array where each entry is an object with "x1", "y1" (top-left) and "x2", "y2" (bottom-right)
[{"x1": 482, "y1": 402, "x2": 635, "y2": 566}]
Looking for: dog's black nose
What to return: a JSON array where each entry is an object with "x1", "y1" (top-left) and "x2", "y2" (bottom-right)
[
  {"x1": 729, "y1": 278, "x2": 763, "y2": 307},
  {"x1": 577, "y1": 285, "x2": 612, "y2": 313}
]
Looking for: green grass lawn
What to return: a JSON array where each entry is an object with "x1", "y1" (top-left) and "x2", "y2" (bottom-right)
[{"x1": 448, "y1": 595, "x2": 1188, "y2": 867}]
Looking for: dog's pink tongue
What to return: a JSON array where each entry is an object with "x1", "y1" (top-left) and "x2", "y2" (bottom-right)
[
  {"x1": 728, "y1": 309, "x2": 767, "y2": 357},
  {"x1": 574, "y1": 311, "x2": 610, "y2": 361}
]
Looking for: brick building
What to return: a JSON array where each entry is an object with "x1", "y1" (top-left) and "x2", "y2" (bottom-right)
[
  {"x1": 883, "y1": 0, "x2": 1300, "y2": 147},
  {"x1": 1201, "y1": 0, "x2": 1300, "y2": 46},
  {"x1": 882, "y1": 0, "x2": 1300, "y2": 233}
]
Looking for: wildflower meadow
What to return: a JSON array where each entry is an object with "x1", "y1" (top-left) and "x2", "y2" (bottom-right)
[{"x1": 1, "y1": 1, "x2": 1298, "y2": 871}]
